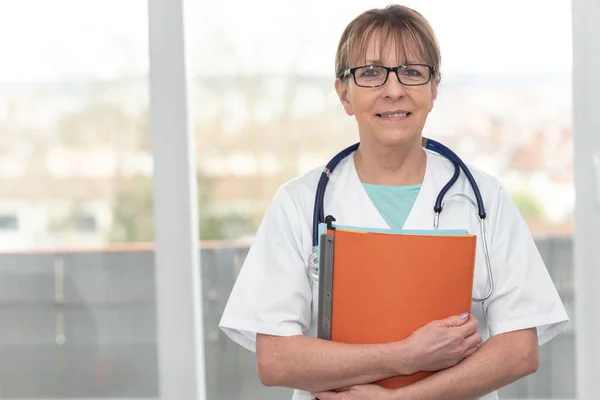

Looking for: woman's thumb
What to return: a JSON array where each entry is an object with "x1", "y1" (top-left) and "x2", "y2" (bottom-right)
[{"x1": 444, "y1": 312, "x2": 470, "y2": 327}]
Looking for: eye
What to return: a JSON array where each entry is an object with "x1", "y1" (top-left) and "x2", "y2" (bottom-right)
[
  {"x1": 403, "y1": 67, "x2": 423, "y2": 77},
  {"x1": 359, "y1": 67, "x2": 381, "y2": 78}
]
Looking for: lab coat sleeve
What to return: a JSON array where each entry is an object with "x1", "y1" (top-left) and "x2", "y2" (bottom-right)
[
  {"x1": 484, "y1": 184, "x2": 569, "y2": 345},
  {"x1": 218, "y1": 185, "x2": 312, "y2": 352}
]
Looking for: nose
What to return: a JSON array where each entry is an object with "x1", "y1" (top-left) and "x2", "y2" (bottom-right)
[{"x1": 381, "y1": 71, "x2": 407, "y2": 99}]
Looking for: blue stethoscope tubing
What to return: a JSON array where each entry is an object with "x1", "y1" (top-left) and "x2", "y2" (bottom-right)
[{"x1": 309, "y1": 137, "x2": 494, "y2": 303}]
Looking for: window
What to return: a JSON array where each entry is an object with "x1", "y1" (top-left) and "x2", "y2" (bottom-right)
[
  {"x1": 0, "y1": 1, "x2": 156, "y2": 398},
  {"x1": 192, "y1": 0, "x2": 576, "y2": 398}
]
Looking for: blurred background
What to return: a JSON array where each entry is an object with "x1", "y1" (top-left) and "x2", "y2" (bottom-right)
[{"x1": 0, "y1": 0, "x2": 586, "y2": 399}]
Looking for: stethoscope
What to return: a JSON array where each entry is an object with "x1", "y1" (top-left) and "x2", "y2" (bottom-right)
[{"x1": 307, "y1": 137, "x2": 494, "y2": 303}]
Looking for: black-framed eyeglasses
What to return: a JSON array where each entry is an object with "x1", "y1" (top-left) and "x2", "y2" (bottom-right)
[{"x1": 339, "y1": 64, "x2": 435, "y2": 87}]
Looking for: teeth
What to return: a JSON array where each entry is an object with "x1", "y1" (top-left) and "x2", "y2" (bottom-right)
[{"x1": 381, "y1": 112, "x2": 407, "y2": 118}]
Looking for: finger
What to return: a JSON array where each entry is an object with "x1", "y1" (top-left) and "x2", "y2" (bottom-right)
[
  {"x1": 334, "y1": 386, "x2": 352, "y2": 392},
  {"x1": 462, "y1": 346, "x2": 478, "y2": 359},
  {"x1": 465, "y1": 331, "x2": 482, "y2": 348},
  {"x1": 312, "y1": 391, "x2": 341, "y2": 400},
  {"x1": 459, "y1": 317, "x2": 479, "y2": 337},
  {"x1": 441, "y1": 312, "x2": 471, "y2": 327}
]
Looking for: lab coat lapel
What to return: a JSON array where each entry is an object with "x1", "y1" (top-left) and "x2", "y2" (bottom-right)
[
  {"x1": 328, "y1": 154, "x2": 389, "y2": 230},
  {"x1": 403, "y1": 150, "x2": 445, "y2": 231}
]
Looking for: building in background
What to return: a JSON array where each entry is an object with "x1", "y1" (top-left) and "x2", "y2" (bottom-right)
[{"x1": 0, "y1": 72, "x2": 574, "y2": 250}]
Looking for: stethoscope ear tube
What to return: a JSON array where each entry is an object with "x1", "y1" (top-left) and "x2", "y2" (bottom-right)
[
  {"x1": 311, "y1": 138, "x2": 488, "y2": 240},
  {"x1": 423, "y1": 138, "x2": 487, "y2": 219},
  {"x1": 434, "y1": 157, "x2": 460, "y2": 215},
  {"x1": 312, "y1": 143, "x2": 359, "y2": 247}
]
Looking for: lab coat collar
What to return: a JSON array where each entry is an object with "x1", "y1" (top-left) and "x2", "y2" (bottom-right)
[{"x1": 327, "y1": 149, "x2": 447, "y2": 232}]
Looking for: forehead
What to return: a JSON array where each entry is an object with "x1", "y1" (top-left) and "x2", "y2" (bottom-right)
[{"x1": 349, "y1": 29, "x2": 425, "y2": 66}]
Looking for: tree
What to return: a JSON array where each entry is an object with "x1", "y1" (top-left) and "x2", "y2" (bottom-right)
[
  {"x1": 510, "y1": 190, "x2": 545, "y2": 220},
  {"x1": 109, "y1": 174, "x2": 252, "y2": 243},
  {"x1": 109, "y1": 177, "x2": 154, "y2": 243}
]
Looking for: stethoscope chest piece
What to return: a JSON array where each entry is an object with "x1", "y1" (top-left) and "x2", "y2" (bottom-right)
[{"x1": 308, "y1": 246, "x2": 319, "y2": 282}]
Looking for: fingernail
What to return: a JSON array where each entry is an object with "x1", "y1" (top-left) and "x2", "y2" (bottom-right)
[{"x1": 460, "y1": 312, "x2": 469, "y2": 319}]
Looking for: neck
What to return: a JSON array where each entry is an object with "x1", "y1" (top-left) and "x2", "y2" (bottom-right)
[{"x1": 354, "y1": 137, "x2": 426, "y2": 186}]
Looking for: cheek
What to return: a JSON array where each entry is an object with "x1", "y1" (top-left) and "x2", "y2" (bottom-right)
[
  {"x1": 352, "y1": 93, "x2": 378, "y2": 117},
  {"x1": 412, "y1": 92, "x2": 434, "y2": 113}
]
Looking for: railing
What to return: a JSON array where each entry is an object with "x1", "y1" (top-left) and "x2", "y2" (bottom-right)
[{"x1": 0, "y1": 237, "x2": 575, "y2": 399}]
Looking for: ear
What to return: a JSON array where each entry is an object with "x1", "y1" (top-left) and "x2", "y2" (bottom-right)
[{"x1": 335, "y1": 78, "x2": 354, "y2": 116}]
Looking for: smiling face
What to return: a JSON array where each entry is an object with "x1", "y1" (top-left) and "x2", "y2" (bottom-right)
[{"x1": 335, "y1": 31, "x2": 438, "y2": 151}]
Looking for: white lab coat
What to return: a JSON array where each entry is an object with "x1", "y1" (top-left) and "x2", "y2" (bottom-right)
[{"x1": 219, "y1": 149, "x2": 569, "y2": 400}]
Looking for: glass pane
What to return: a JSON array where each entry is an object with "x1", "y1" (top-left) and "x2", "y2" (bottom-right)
[
  {"x1": 0, "y1": 1, "x2": 156, "y2": 398},
  {"x1": 191, "y1": 0, "x2": 575, "y2": 399}
]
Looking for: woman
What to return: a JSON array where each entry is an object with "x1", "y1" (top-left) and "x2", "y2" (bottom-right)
[{"x1": 219, "y1": 5, "x2": 569, "y2": 400}]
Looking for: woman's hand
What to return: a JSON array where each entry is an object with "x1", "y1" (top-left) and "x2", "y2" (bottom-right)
[
  {"x1": 312, "y1": 384, "x2": 394, "y2": 400},
  {"x1": 404, "y1": 313, "x2": 482, "y2": 373}
]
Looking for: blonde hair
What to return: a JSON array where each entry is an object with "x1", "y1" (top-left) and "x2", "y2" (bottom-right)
[{"x1": 335, "y1": 5, "x2": 441, "y2": 83}]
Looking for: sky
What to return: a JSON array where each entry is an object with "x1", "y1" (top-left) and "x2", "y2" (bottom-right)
[{"x1": 0, "y1": 0, "x2": 572, "y2": 82}]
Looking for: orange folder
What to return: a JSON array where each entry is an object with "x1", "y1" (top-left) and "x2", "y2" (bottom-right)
[{"x1": 318, "y1": 225, "x2": 477, "y2": 389}]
